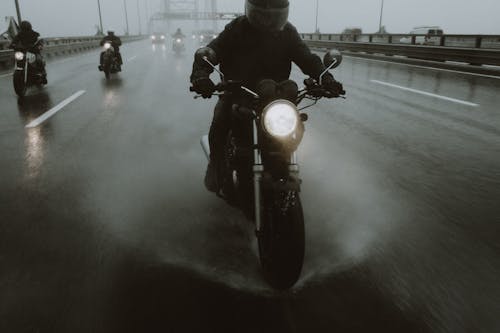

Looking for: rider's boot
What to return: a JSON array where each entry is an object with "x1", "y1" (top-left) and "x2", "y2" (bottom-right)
[{"x1": 204, "y1": 159, "x2": 219, "y2": 193}]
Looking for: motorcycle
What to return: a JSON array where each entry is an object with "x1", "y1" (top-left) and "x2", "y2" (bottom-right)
[
  {"x1": 99, "y1": 42, "x2": 121, "y2": 79},
  {"x1": 172, "y1": 37, "x2": 185, "y2": 54},
  {"x1": 191, "y1": 47, "x2": 345, "y2": 289},
  {"x1": 12, "y1": 39, "x2": 47, "y2": 97}
]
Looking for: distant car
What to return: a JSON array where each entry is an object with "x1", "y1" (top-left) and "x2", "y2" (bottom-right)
[
  {"x1": 342, "y1": 27, "x2": 362, "y2": 35},
  {"x1": 399, "y1": 26, "x2": 444, "y2": 45},
  {"x1": 151, "y1": 32, "x2": 166, "y2": 44},
  {"x1": 192, "y1": 30, "x2": 218, "y2": 46}
]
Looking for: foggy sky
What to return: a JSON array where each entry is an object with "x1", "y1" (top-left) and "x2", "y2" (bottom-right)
[{"x1": 1, "y1": 0, "x2": 499, "y2": 37}]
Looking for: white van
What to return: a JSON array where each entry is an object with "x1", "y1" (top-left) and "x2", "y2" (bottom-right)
[{"x1": 400, "y1": 26, "x2": 444, "y2": 45}]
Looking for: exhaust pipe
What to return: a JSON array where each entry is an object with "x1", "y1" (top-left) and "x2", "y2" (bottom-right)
[{"x1": 200, "y1": 135, "x2": 210, "y2": 160}]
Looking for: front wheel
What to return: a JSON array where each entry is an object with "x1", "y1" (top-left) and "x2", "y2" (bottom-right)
[
  {"x1": 104, "y1": 65, "x2": 110, "y2": 79},
  {"x1": 13, "y1": 70, "x2": 27, "y2": 97},
  {"x1": 258, "y1": 191, "x2": 305, "y2": 290}
]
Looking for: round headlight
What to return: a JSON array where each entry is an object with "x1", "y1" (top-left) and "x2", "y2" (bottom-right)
[
  {"x1": 15, "y1": 52, "x2": 24, "y2": 60},
  {"x1": 161, "y1": 35, "x2": 165, "y2": 39},
  {"x1": 151, "y1": 36, "x2": 156, "y2": 40},
  {"x1": 176, "y1": 38, "x2": 181, "y2": 43},
  {"x1": 262, "y1": 100, "x2": 299, "y2": 138},
  {"x1": 104, "y1": 42, "x2": 111, "y2": 49}
]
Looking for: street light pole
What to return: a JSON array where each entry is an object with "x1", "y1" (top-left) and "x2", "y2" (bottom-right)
[
  {"x1": 123, "y1": 0, "x2": 130, "y2": 35},
  {"x1": 378, "y1": 0, "x2": 385, "y2": 33},
  {"x1": 315, "y1": 0, "x2": 319, "y2": 33},
  {"x1": 145, "y1": 0, "x2": 151, "y2": 35},
  {"x1": 97, "y1": 0, "x2": 104, "y2": 35},
  {"x1": 136, "y1": 0, "x2": 142, "y2": 35},
  {"x1": 14, "y1": 0, "x2": 22, "y2": 24}
]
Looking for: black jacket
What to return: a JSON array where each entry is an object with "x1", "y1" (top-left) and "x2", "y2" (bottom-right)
[
  {"x1": 191, "y1": 16, "x2": 327, "y2": 90},
  {"x1": 10, "y1": 30, "x2": 40, "y2": 51}
]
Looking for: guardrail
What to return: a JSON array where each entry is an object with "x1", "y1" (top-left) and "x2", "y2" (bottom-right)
[
  {"x1": 0, "y1": 35, "x2": 145, "y2": 67},
  {"x1": 301, "y1": 33, "x2": 500, "y2": 49},
  {"x1": 301, "y1": 33, "x2": 500, "y2": 75}
]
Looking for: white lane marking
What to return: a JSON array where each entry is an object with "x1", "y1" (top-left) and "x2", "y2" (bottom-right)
[
  {"x1": 126, "y1": 56, "x2": 137, "y2": 62},
  {"x1": 346, "y1": 55, "x2": 500, "y2": 80},
  {"x1": 370, "y1": 80, "x2": 479, "y2": 107},
  {"x1": 0, "y1": 72, "x2": 13, "y2": 78},
  {"x1": 25, "y1": 90, "x2": 86, "y2": 128}
]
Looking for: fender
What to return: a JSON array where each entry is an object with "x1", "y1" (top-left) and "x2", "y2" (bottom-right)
[{"x1": 262, "y1": 172, "x2": 302, "y2": 193}]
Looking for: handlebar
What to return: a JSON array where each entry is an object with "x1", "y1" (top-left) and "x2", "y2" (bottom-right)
[{"x1": 190, "y1": 79, "x2": 345, "y2": 100}]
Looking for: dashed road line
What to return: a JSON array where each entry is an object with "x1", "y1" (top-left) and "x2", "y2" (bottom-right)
[
  {"x1": 350, "y1": 56, "x2": 500, "y2": 80},
  {"x1": 25, "y1": 90, "x2": 86, "y2": 128},
  {"x1": 370, "y1": 79, "x2": 479, "y2": 107}
]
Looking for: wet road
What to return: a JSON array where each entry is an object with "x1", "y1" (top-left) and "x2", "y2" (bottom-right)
[{"x1": 1, "y1": 40, "x2": 499, "y2": 333}]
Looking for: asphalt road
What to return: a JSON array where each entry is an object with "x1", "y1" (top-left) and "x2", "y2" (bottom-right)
[{"x1": 1, "y1": 40, "x2": 499, "y2": 333}]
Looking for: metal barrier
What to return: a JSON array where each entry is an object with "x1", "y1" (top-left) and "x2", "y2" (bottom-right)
[
  {"x1": 0, "y1": 35, "x2": 145, "y2": 67},
  {"x1": 303, "y1": 40, "x2": 500, "y2": 67},
  {"x1": 301, "y1": 33, "x2": 500, "y2": 49}
]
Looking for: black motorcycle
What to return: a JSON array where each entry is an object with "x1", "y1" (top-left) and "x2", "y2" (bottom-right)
[
  {"x1": 172, "y1": 37, "x2": 185, "y2": 54},
  {"x1": 12, "y1": 39, "x2": 47, "y2": 97},
  {"x1": 191, "y1": 48, "x2": 345, "y2": 289},
  {"x1": 99, "y1": 42, "x2": 120, "y2": 79}
]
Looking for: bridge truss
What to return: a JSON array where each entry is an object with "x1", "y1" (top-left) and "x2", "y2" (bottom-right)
[{"x1": 149, "y1": 0, "x2": 242, "y2": 32}]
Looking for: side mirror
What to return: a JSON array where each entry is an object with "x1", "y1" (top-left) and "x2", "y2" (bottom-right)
[
  {"x1": 323, "y1": 49, "x2": 342, "y2": 69},
  {"x1": 195, "y1": 47, "x2": 218, "y2": 66}
]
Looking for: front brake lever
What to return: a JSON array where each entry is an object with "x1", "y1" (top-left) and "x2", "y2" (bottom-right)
[{"x1": 194, "y1": 92, "x2": 224, "y2": 99}]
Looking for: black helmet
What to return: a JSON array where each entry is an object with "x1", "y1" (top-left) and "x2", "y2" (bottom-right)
[
  {"x1": 107, "y1": 30, "x2": 115, "y2": 36},
  {"x1": 245, "y1": 0, "x2": 289, "y2": 32},
  {"x1": 20, "y1": 20, "x2": 32, "y2": 32}
]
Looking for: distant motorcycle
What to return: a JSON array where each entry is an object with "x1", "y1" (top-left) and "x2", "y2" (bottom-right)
[
  {"x1": 99, "y1": 42, "x2": 120, "y2": 79},
  {"x1": 191, "y1": 47, "x2": 345, "y2": 290},
  {"x1": 172, "y1": 38, "x2": 185, "y2": 54},
  {"x1": 12, "y1": 39, "x2": 47, "y2": 97}
]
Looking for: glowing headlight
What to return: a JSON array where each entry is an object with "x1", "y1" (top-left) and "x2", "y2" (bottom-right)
[
  {"x1": 161, "y1": 35, "x2": 165, "y2": 39},
  {"x1": 200, "y1": 36, "x2": 204, "y2": 40},
  {"x1": 213, "y1": 35, "x2": 217, "y2": 39},
  {"x1": 104, "y1": 42, "x2": 112, "y2": 49},
  {"x1": 262, "y1": 100, "x2": 299, "y2": 138},
  {"x1": 176, "y1": 38, "x2": 181, "y2": 43},
  {"x1": 15, "y1": 52, "x2": 24, "y2": 60},
  {"x1": 151, "y1": 36, "x2": 156, "y2": 40}
]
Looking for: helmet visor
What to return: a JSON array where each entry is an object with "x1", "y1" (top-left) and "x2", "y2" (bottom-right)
[{"x1": 246, "y1": 2, "x2": 289, "y2": 32}]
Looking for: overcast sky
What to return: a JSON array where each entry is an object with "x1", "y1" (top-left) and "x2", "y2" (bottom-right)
[{"x1": 1, "y1": 0, "x2": 499, "y2": 36}]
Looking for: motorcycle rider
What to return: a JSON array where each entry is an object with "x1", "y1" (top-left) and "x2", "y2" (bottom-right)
[
  {"x1": 10, "y1": 20, "x2": 47, "y2": 84},
  {"x1": 190, "y1": 0, "x2": 344, "y2": 193},
  {"x1": 172, "y1": 28, "x2": 186, "y2": 51},
  {"x1": 172, "y1": 28, "x2": 186, "y2": 39},
  {"x1": 99, "y1": 30, "x2": 123, "y2": 71}
]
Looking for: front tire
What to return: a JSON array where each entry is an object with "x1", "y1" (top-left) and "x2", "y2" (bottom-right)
[
  {"x1": 104, "y1": 65, "x2": 110, "y2": 79},
  {"x1": 258, "y1": 191, "x2": 305, "y2": 290},
  {"x1": 13, "y1": 71, "x2": 27, "y2": 97}
]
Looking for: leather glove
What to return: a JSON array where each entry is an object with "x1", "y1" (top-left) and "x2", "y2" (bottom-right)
[
  {"x1": 321, "y1": 74, "x2": 345, "y2": 97},
  {"x1": 192, "y1": 77, "x2": 215, "y2": 99}
]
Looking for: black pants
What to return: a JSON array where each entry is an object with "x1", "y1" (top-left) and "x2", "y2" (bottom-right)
[{"x1": 208, "y1": 97, "x2": 232, "y2": 163}]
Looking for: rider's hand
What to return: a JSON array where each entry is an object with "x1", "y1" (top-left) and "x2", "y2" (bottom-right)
[
  {"x1": 192, "y1": 77, "x2": 215, "y2": 99},
  {"x1": 322, "y1": 74, "x2": 345, "y2": 97}
]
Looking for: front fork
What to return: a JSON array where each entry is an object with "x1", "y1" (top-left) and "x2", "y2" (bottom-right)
[
  {"x1": 15, "y1": 60, "x2": 28, "y2": 85},
  {"x1": 253, "y1": 119, "x2": 300, "y2": 233}
]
